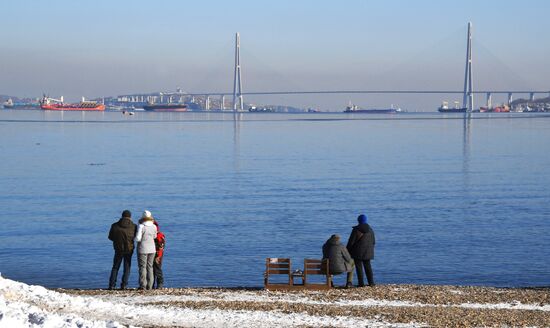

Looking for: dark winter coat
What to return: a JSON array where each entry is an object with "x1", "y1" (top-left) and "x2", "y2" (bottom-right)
[
  {"x1": 346, "y1": 223, "x2": 375, "y2": 260},
  {"x1": 108, "y1": 217, "x2": 137, "y2": 254},
  {"x1": 322, "y1": 236, "x2": 354, "y2": 275}
]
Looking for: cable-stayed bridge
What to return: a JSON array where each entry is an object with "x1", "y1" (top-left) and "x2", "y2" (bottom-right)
[{"x1": 116, "y1": 24, "x2": 549, "y2": 111}]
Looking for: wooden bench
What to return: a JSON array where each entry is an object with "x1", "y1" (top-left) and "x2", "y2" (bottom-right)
[
  {"x1": 264, "y1": 258, "x2": 296, "y2": 290},
  {"x1": 303, "y1": 258, "x2": 332, "y2": 290},
  {"x1": 264, "y1": 258, "x2": 332, "y2": 290}
]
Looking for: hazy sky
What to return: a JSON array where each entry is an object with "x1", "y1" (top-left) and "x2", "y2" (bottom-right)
[{"x1": 1, "y1": 0, "x2": 549, "y2": 110}]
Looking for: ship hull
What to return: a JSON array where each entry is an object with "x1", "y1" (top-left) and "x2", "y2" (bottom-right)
[
  {"x1": 344, "y1": 109, "x2": 398, "y2": 113},
  {"x1": 143, "y1": 104, "x2": 188, "y2": 112},
  {"x1": 41, "y1": 104, "x2": 105, "y2": 111},
  {"x1": 438, "y1": 108, "x2": 467, "y2": 113}
]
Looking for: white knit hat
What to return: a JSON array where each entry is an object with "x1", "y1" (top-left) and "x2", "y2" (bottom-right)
[{"x1": 141, "y1": 210, "x2": 152, "y2": 219}]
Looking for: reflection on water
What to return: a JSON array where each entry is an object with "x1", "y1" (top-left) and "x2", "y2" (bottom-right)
[
  {"x1": 0, "y1": 110, "x2": 549, "y2": 288},
  {"x1": 3, "y1": 109, "x2": 549, "y2": 123},
  {"x1": 462, "y1": 116, "x2": 472, "y2": 181},
  {"x1": 233, "y1": 112, "x2": 242, "y2": 171}
]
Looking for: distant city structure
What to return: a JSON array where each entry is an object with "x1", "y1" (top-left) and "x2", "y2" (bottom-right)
[
  {"x1": 101, "y1": 24, "x2": 549, "y2": 114},
  {"x1": 2, "y1": 25, "x2": 550, "y2": 113}
]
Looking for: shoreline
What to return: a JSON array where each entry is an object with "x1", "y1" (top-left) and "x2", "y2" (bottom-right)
[{"x1": 2, "y1": 276, "x2": 549, "y2": 327}]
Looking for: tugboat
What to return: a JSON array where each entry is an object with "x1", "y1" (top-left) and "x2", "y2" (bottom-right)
[
  {"x1": 40, "y1": 95, "x2": 105, "y2": 111},
  {"x1": 2, "y1": 98, "x2": 14, "y2": 109},
  {"x1": 438, "y1": 101, "x2": 466, "y2": 113}
]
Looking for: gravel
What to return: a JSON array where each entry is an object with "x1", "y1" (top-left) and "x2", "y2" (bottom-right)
[{"x1": 60, "y1": 284, "x2": 550, "y2": 327}]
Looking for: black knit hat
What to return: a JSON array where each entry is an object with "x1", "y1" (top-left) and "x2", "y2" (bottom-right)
[{"x1": 121, "y1": 210, "x2": 131, "y2": 218}]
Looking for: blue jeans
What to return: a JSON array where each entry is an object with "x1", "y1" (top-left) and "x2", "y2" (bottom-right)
[{"x1": 109, "y1": 251, "x2": 133, "y2": 288}]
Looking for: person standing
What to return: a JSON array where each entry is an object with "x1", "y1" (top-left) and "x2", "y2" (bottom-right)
[
  {"x1": 108, "y1": 210, "x2": 137, "y2": 290},
  {"x1": 153, "y1": 220, "x2": 166, "y2": 289},
  {"x1": 322, "y1": 234, "x2": 354, "y2": 288},
  {"x1": 135, "y1": 210, "x2": 157, "y2": 290},
  {"x1": 346, "y1": 214, "x2": 376, "y2": 287}
]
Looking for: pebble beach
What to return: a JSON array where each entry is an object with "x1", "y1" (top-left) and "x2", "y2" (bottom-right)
[{"x1": 2, "y1": 276, "x2": 549, "y2": 327}]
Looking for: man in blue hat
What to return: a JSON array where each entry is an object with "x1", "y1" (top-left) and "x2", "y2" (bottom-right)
[{"x1": 346, "y1": 214, "x2": 376, "y2": 287}]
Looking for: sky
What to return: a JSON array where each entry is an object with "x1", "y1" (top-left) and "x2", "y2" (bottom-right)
[{"x1": 1, "y1": 0, "x2": 549, "y2": 110}]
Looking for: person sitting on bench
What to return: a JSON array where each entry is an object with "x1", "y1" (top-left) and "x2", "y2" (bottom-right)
[{"x1": 322, "y1": 234, "x2": 354, "y2": 288}]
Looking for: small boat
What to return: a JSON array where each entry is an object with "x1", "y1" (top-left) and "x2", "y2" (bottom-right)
[
  {"x1": 142, "y1": 103, "x2": 188, "y2": 112},
  {"x1": 438, "y1": 101, "x2": 466, "y2": 113},
  {"x1": 2, "y1": 98, "x2": 40, "y2": 110},
  {"x1": 3, "y1": 98, "x2": 14, "y2": 109},
  {"x1": 343, "y1": 102, "x2": 401, "y2": 113},
  {"x1": 40, "y1": 96, "x2": 105, "y2": 111},
  {"x1": 248, "y1": 106, "x2": 273, "y2": 112}
]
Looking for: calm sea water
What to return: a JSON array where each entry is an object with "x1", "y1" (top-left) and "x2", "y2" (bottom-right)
[{"x1": 0, "y1": 110, "x2": 549, "y2": 288}]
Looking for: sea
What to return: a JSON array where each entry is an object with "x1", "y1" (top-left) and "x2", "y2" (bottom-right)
[{"x1": 0, "y1": 109, "x2": 549, "y2": 289}]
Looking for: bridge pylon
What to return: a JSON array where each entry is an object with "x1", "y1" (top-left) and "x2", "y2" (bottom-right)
[
  {"x1": 232, "y1": 32, "x2": 244, "y2": 112},
  {"x1": 462, "y1": 22, "x2": 474, "y2": 113}
]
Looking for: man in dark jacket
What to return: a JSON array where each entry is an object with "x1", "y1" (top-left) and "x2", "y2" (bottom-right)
[
  {"x1": 346, "y1": 214, "x2": 376, "y2": 287},
  {"x1": 322, "y1": 234, "x2": 354, "y2": 288},
  {"x1": 108, "y1": 210, "x2": 137, "y2": 290}
]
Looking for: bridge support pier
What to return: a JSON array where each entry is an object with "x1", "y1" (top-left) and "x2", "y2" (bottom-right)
[
  {"x1": 530, "y1": 92, "x2": 535, "y2": 102},
  {"x1": 486, "y1": 93, "x2": 492, "y2": 109},
  {"x1": 508, "y1": 93, "x2": 513, "y2": 106},
  {"x1": 221, "y1": 95, "x2": 225, "y2": 110},
  {"x1": 205, "y1": 96, "x2": 210, "y2": 110}
]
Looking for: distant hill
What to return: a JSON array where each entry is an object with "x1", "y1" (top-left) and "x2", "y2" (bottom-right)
[
  {"x1": 512, "y1": 96, "x2": 550, "y2": 105},
  {"x1": 0, "y1": 95, "x2": 14, "y2": 102}
]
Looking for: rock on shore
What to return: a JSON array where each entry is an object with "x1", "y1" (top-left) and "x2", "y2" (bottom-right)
[{"x1": 1, "y1": 276, "x2": 549, "y2": 327}]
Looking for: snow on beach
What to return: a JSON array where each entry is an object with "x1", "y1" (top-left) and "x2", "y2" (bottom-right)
[
  {"x1": 0, "y1": 275, "x2": 415, "y2": 328},
  {"x1": 1, "y1": 275, "x2": 549, "y2": 327}
]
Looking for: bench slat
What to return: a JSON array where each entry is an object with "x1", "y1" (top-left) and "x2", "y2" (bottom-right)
[
  {"x1": 266, "y1": 258, "x2": 290, "y2": 263},
  {"x1": 267, "y1": 269, "x2": 291, "y2": 274},
  {"x1": 267, "y1": 263, "x2": 291, "y2": 269},
  {"x1": 305, "y1": 264, "x2": 323, "y2": 268}
]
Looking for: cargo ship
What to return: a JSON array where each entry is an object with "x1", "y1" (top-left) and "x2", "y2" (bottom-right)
[
  {"x1": 142, "y1": 103, "x2": 188, "y2": 112},
  {"x1": 40, "y1": 96, "x2": 105, "y2": 111},
  {"x1": 478, "y1": 105, "x2": 510, "y2": 113},
  {"x1": 343, "y1": 103, "x2": 401, "y2": 113},
  {"x1": 438, "y1": 101, "x2": 466, "y2": 113}
]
